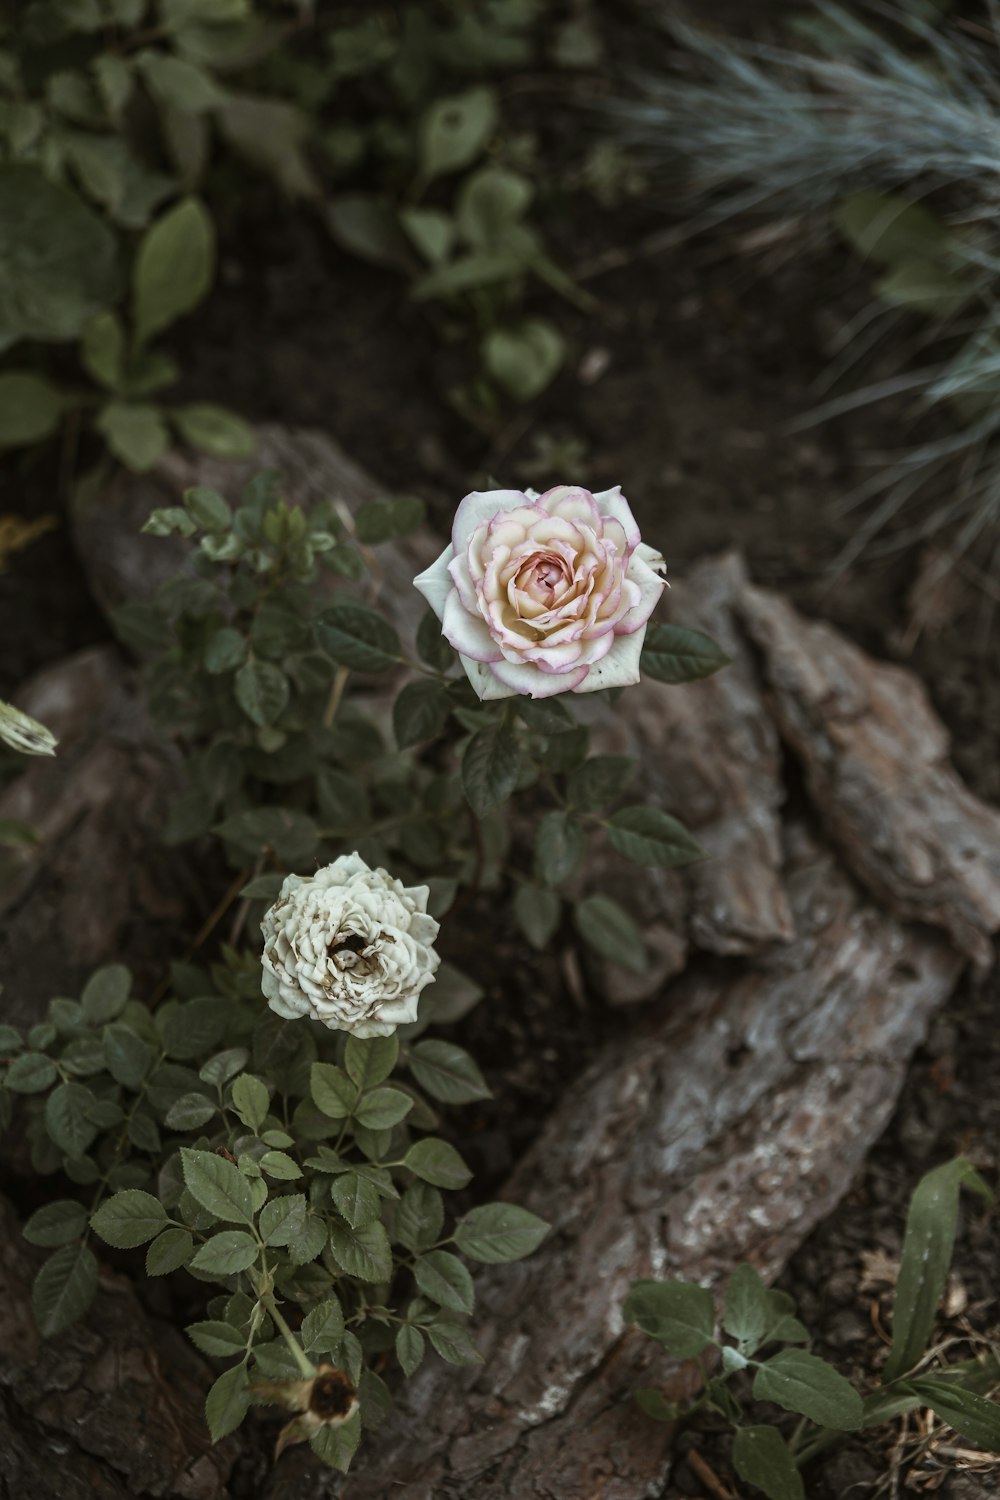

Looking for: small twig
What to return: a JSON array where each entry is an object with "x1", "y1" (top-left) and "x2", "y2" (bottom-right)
[{"x1": 687, "y1": 1447, "x2": 737, "y2": 1500}]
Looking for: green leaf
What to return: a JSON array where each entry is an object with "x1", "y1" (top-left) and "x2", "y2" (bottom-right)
[
  {"x1": 91, "y1": 1189, "x2": 168, "y2": 1249},
  {"x1": 462, "y1": 723, "x2": 520, "y2": 819},
  {"x1": 96, "y1": 400, "x2": 169, "y2": 472},
  {"x1": 204, "y1": 627, "x2": 246, "y2": 674},
  {"x1": 188, "y1": 1319, "x2": 248, "y2": 1357},
  {"x1": 162, "y1": 997, "x2": 230, "y2": 1060},
  {"x1": 311, "y1": 1062, "x2": 356, "y2": 1120},
  {"x1": 483, "y1": 319, "x2": 565, "y2": 401},
  {"x1": 45, "y1": 1082, "x2": 98, "y2": 1156},
  {"x1": 216, "y1": 95, "x2": 319, "y2": 200},
  {"x1": 332, "y1": 1172, "x2": 380, "y2": 1230},
  {"x1": 344, "y1": 1034, "x2": 399, "y2": 1091},
  {"x1": 396, "y1": 1182, "x2": 444, "y2": 1253},
  {"x1": 310, "y1": 1408, "x2": 361, "y2": 1471},
  {"x1": 146, "y1": 1227, "x2": 193, "y2": 1275},
  {"x1": 513, "y1": 884, "x2": 560, "y2": 950},
  {"x1": 404, "y1": 1138, "x2": 472, "y2": 1190},
  {"x1": 316, "y1": 605, "x2": 401, "y2": 672},
  {"x1": 393, "y1": 679, "x2": 451, "y2": 748},
  {"x1": 180, "y1": 1147, "x2": 256, "y2": 1225},
  {"x1": 81, "y1": 964, "x2": 130, "y2": 1023},
  {"x1": 0, "y1": 373, "x2": 62, "y2": 448},
  {"x1": 607, "y1": 806, "x2": 702, "y2": 869},
  {"x1": 234, "y1": 660, "x2": 289, "y2": 728},
  {"x1": 23, "y1": 1200, "x2": 88, "y2": 1247},
  {"x1": 81, "y1": 312, "x2": 125, "y2": 389},
  {"x1": 640, "y1": 623, "x2": 731, "y2": 684},
  {"x1": 884, "y1": 1157, "x2": 993, "y2": 1381},
  {"x1": 396, "y1": 1323, "x2": 425, "y2": 1376},
  {"x1": 752, "y1": 1349, "x2": 862, "y2": 1430},
  {"x1": 414, "y1": 1250, "x2": 474, "y2": 1315},
  {"x1": 732, "y1": 1426, "x2": 805, "y2": 1500},
  {"x1": 172, "y1": 403, "x2": 256, "y2": 459},
  {"x1": 456, "y1": 166, "x2": 532, "y2": 248},
  {"x1": 133, "y1": 196, "x2": 215, "y2": 348},
  {"x1": 0, "y1": 165, "x2": 120, "y2": 344},
  {"x1": 723, "y1": 1264, "x2": 772, "y2": 1354},
  {"x1": 567, "y1": 755, "x2": 634, "y2": 811},
  {"x1": 419, "y1": 87, "x2": 497, "y2": 183},
  {"x1": 183, "y1": 484, "x2": 231, "y2": 530},
  {"x1": 5, "y1": 1051, "x2": 57, "y2": 1093},
  {"x1": 454, "y1": 1203, "x2": 549, "y2": 1263},
  {"x1": 301, "y1": 1297, "x2": 345, "y2": 1353},
  {"x1": 190, "y1": 1230, "x2": 259, "y2": 1276},
  {"x1": 137, "y1": 50, "x2": 222, "y2": 113},
  {"x1": 104, "y1": 1025, "x2": 153, "y2": 1088},
  {"x1": 634, "y1": 1387, "x2": 681, "y2": 1421},
  {"x1": 534, "y1": 809, "x2": 583, "y2": 886},
  {"x1": 835, "y1": 193, "x2": 951, "y2": 267},
  {"x1": 408, "y1": 1040, "x2": 490, "y2": 1105},
  {"x1": 328, "y1": 1218, "x2": 393, "y2": 1282},
  {"x1": 426, "y1": 1317, "x2": 483, "y2": 1366},
  {"x1": 354, "y1": 1087, "x2": 413, "y2": 1131},
  {"x1": 205, "y1": 1361, "x2": 250, "y2": 1442},
  {"x1": 215, "y1": 807, "x2": 317, "y2": 864},
  {"x1": 231, "y1": 1074, "x2": 269, "y2": 1133},
  {"x1": 573, "y1": 894, "x2": 647, "y2": 973},
  {"x1": 416, "y1": 609, "x2": 455, "y2": 672},
  {"x1": 32, "y1": 1243, "x2": 98, "y2": 1336},
  {"x1": 875, "y1": 257, "x2": 971, "y2": 316},
  {"x1": 260, "y1": 1151, "x2": 302, "y2": 1180},
  {"x1": 399, "y1": 207, "x2": 455, "y2": 266},
  {"x1": 258, "y1": 1193, "x2": 306, "y2": 1246},
  {"x1": 901, "y1": 1376, "x2": 1000, "y2": 1452},
  {"x1": 624, "y1": 1279, "x2": 716, "y2": 1359},
  {"x1": 164, "y1": 1089, "x2": 217, "y2": 1130},
  {"x1": 325, "y1": 194, "x2": 413, "y2": 271}
]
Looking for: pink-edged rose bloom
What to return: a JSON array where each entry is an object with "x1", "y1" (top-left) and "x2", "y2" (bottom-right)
[{"x1": 413, "y1": 484, "x2": 666, "y2": 700}]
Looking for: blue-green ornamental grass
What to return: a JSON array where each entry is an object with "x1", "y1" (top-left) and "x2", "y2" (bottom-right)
[
  {"x1": 0, "y1": 468, "x2": 729, "y2": 1469},
  {"x1": 626, "y1": 1159, "x2": 1000, "y2": 1500}
]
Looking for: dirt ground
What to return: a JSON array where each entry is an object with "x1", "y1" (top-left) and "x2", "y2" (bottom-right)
[{"x1": 2, "y1": 6, "x2": 999, "y2": 1497}]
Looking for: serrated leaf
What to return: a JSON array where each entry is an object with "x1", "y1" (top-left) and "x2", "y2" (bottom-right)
[
  {"x1": 146, "y1": 1227, "x2": 193, "y2": 1275},
  {"x1": 462, "y1": 723, "x2": 520, "y2": 819},
  {"x1": 567, "y1": 755, "x2": 634, "y2": 812},
  {"x1": 45, "y1": 1082, "x2": 98, "y2": 1156},
  {"x1": 32, "y1": 1244, "x2": 98, "y2": 1336},
  {"x1": 332, "y1": 1172, "x2": 380, "y2": 1230},
  {"x1": 231, "y1": 1074, "x2": 269, "y2": 1132},
  {"x1": 454, "y1": 1203, "x2": 548, "y2": 1264},
  {"x1": 414, "y1": 1250, "x2": 474, "y2": 1314},
  {"x1": 180, "y1": 1147, "x2": 255, "y2": 1226},
  {"x1": 81, "y1": 964, "x2": 130, "y2": 1023},
  {"x1": 407, "y1": 1041, "x2": 490, "y2": 1105},
  {"x1": 396, "y1": 1323, "x2": 425, "y2": 1376},
  {"x1": 344, "y1": 1034, "x2": 399, "y2": 1091},
  {"x1": 732, "y1": 1425, "x2": 805, "y2": 1500},
  {"x1": 23, "y1": 1200, "x2": 88, "y2": 1247},
  {"x1": 624, "y1": 1279, "x2": 717, "y2": 1359},
  {"x1": 354, "y1": 1086, "x2": 413, "y2": 1131},
  {"x1": 310, "y1": 1408, "x2": 361, "y2": 1471},
  {"x1": 316, "y1": 605, "x2": 400, "y2": 672},
  {"x1": 260, "y1": 1150, "x2": 302, "y2": 1180},
  {"x1": 311, "y1": 1062, "x2": 356, "y2": 1120},
  {"x1": 404, "y1": 1138, "x2": 471, "y2": 1190},
  {"x1": 607, "y1": 806, "x2": 702, "y2": 869},
  {"x1": 190, "y1": 1230, "x2": 259, "y2": 1276},
  {"x1": 165, "y1": 1091, "x2": 217, "y2": 1130},
  {"x1": 104, "y1": 1025, "x2": 153, "y2": 1088},
  {"x1": 258, "y1": 1193, "x2": 306, "y2": 1246},
  {"x1": 393, "y1": 679, "x2": 451, "y2": 748},
  {"x1": 205, "y1": 1361, "x2": 250, "y2": 1442},
  {"x1": 188, "y1": 1319, "x2": 248, "y2": 1357},
  {"x1": 300, "y1": 1297, "x2": 345, "y2": 1353},
  {"x1": 512, "y1": 884, "x2": 561, "y2": 950},
  {"x1": 396, "y1": 1182, "x2": 444, "y2": 1254},
  {"x1": 327, "y1": 1218, "x2": 393, "y2": 1282},
  {"x1": 752, "y1": 1349, "x2": 863, "y2": 1430},
  {"x1": 534, "y1": 809, "x2": 583, "y2": 886},
  {"x1": 573, "y1": 894, "x2": 647, "y2": 973},
  {"x1": 640, "y1": 623, "x2": 731, "y2": 684},
  {"x1": 91, "y1": 1189, "x2": 168, "y2": 1248},
  {"x1": 723, "y1": 1263, "x2": 772, "y2": 1354},
  {"x1": 426, "y1": 1317, "x2": 484, "y2": 1366},
  {"x1": 5, "y1": 1051, "x2": 58, "y2": 1093},
  {"x1": 234, "y1": 659, "x2": 289, "y2": 728}
]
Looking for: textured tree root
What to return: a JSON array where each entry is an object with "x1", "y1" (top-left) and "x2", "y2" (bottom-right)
[{"x1": 2, "y1": 431, "x2": 998, "y2": 1497}]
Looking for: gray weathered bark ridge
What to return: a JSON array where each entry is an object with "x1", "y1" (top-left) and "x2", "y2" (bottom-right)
[{"x1": 2, "y1": 428, "x2": 999, "y2": 1499}]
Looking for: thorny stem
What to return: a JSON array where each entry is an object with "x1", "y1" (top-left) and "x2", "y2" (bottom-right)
[{"x1": 257, "y1": 1282, "x2": 317, "y2": 1381}]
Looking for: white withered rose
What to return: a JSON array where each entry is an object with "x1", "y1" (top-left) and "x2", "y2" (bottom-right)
[
  {"x1": 413, "y1": 483, "x2": 666, "y2": 701},
  {"x1": 260, "y1": 853, "x2": 440, "y2": 1037}
]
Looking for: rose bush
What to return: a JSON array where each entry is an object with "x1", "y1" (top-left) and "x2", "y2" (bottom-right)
[
  {"x1": 414, "y1": 483, "x2": 666, "y2": 700},
  {"x1": 260, "y1": 852, "x2": 441, "y2": 1036}
]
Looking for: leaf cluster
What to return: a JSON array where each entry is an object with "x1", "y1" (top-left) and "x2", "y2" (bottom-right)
[
  {"x1": 625, "y1": 1158, "x2": 998, "y2": 1499},
  {"x1": 2, "y1": 960, "x2": 547, "y2": 1472}
]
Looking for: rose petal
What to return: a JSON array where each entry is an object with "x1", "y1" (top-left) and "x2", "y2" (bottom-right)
[
  {"x1": 413, "y1": 547, "x2": 456, "y2": 621},
  {"x1": 459, "y1": 655, "x2": 519, "y2": 700},
  {"x1": 573, "y1": 627, "x2": 645, "y2": 692},
  {"x1": 489, "y1": 657, "x2": 589, "y2": 698},
  {"x1": 452, "y1": 488, "x2": 530, "y2": 554},
  {"x1": 593, "y1": 485, "x2": 641, "y2": 552},
  {"x1": 617, "y1": 550, "x2": 667, "y2": 634},
  {"x1": 442, "y1": 590, "x2": 503, "y2": 662}
]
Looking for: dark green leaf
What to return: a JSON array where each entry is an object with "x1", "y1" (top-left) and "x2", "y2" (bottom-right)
[
  {"x1": 404, "y1": 1138, "x2": 471, "y2": 1190},
  {"x1": 607, "y1": 806, "x2": 702, "y2": 869},
  {"x1": 32, "y1": 1243, "x2": 97, "y2": 1336},
  {"x1": 567, "y1": 755, "x2": 634, "y2": 811},
  {"x1": 231, "y1": 1074, "x2": 270, "y2": 1133},
  {"x1": 233, "y1": 659, "x2": 289, "y2": 728},
  {"x1": 23, "y1": 1200, "x2": 88, "y2": 1247},
  {"x1": 454, "y1": 1203, "x2": 549, "y2": 1264},
  {"x1": 188, "y1": 1319, "x2": 248, "y2": 1357},
  {"x1": 173, "y1": 405, "x2": 256, "y2": 460},
  {"x1": 732, "y1": 1425, "x2": 805, "y2": 1500},
  {"x1": 513, "y1": 884, "x2": 560, "y2": 950},
  {"x1": 624, "y1": 1279, "x2": 716, "y2": 1360},
  {"x1": 640, "y1": 623, "x2": 731, "y2": 684},
  {"x1": 395, "y1": 1182, "x2": 444, "y2": 1254},
  {"x1": 573, "y1": 894, "x2": 647, "y2": 973},
  {"x1": 396, "y1": 1323, "x2": 425, "y2": 1376},
  {"x1": 301, "y1": 1297, "x2": 345, "y2": 1352},
  {"x1": 354, "y1": 1086, "x2": 413, "y2": 1131},
  {"x1": 462, "y1": 723, "x2": 520, "y2": 819},
  {"x1": 190, "y1": 1231, "x2": 259, "y2": 1276},
  {"x1": 133, "y1": 196, "x2": 214, "y2": 347},
  {"x1": 316, "y1": 606, "x2": 401, "y2": 672},
  {"x1": 902, "y1": 1377, "x2": 1000, "y2": 1452},
  {"x1": 534, "y1": 809, "x2": 583, "y2": 885},
  {"x1": 327, "y1": 1218, "x2": 393, "y2": 1282},
  {"x1": 414, "y1": 1250, "x2": 474, "y2": 1314},
  {"x1": 393, "y1": 679, "x2": 451, "y2": 748},
  {"x1": 165, "y1": 1092, "x2": 217, "y2": 1130},
  {"x1": 344, "y1": 1034, "x2": 399, "y2": 1091},
  {"x1": 309, "y1": 1408, "x2": 361, "y2": 1471},
  {"x1": 0, "y1": 373, "x2": 62, "y2": 448},
  {"x1": 45, "y1": 1083, "x2": 98, "y2": 1156},
  {"x1": 332, "y1": 1172, "x2": 380, "y2": 1229},
  {"x1": 416, "y1": 609, "x2": 455, "y2": 673},
  {"x1": 419, "y1": 87, "x2": 497, "y2": 182},
  {"x1": 146, "y1": 1227, "x2": 193, "y2": 1275},
  {"x1": 104, "y1": 1025, "x2": 153, "y2": 1088},
  {"x1": 183, "y1": 484, "x2": 231, "y2": 531},
  {"x1": 205, "y1": 1361, "x2": 250, "y2": 1442},
  {"x1": 91, "y1": 1189, "x2": 168, "y2": 1248},
  {"x1": 180, "y1": 1147, "x2": 255, "y2": 1226},
  {"x1": 80, "y1": 964, "x2": 130, "y2": 1023},
  {"x1": 96, "y1": 400, "x2": 169, "y2": 472},
  {"x1": 723, "y1": 1264, "x2": 772, "y2": 1354},
  {"x1": 5, "y1": 1052, "x2": 57, "y2": 1093},
  {"x1": 426, "y1": 1317, "x2": 484, "y2": 1366},
  {"x1": 752, "y1": 1349, "x2": 862, "y2": 1430},
  {"x1": 408, "y1": 1041, "x2": 490, "y2": 1105},
  {"x1": 311, "y1": 1062, "x2": 356, "y2": 1120}
]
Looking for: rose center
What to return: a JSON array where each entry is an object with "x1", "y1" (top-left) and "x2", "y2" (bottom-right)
[{"x1": 517, "y1": 553, "x2": 570, "y2": 609}]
